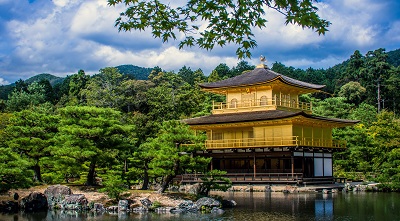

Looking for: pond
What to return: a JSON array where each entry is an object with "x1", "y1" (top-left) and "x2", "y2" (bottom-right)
[{"x1": 1, "y1": 192, "x2": 400, "y2": 221}]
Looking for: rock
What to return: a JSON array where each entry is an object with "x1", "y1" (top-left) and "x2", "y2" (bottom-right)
[
  {"x1": 118, "y1": 200, "x2": 129, "y2": 211},
  {"x1": 13, "y1": 192, "x2": 19, "y2": 200},
  {"x1": 44, "y1": 184, "x2": 72, "y2": 209},
  {"x1": 195, "y1": 197, "x2": 221, "y2": 211},
  {"x1": 20, "y1": 192, "x2": 48, "y2": 212},
  {"x1": 210, "y1": 207, "x2": 224, "y2": 214},
  {"x1": 187, "y1": 184, "x2": 202, "y2": 195},
  {"x1": 221, "y1": 199, "x2": 237, "y2": 208},
  {"x1": 168, "y1": 185, "x2": 179, "y2": 192},
  {"x1": 140, "y1": 198, "x2": 152, "y2": 208},
  {"x1": 154, "y1": 206, "x2": 174, "y2": 213},
  {"x1": 265, "y1": 185, "x2": 272, "y2": 192},
  {"x1": 322, "y1": 189, "x2": 330, "y2": 194},
  {"x1": 245, "y1": 185, "x2": 253, "y2": 192},
  {"x1": 170, "y1": 208, "x2": 185, "y2": 214},
  {"x1": 0, "y1": 200, "x2": 19, "y2": 213},
  {"x1": 178, "y1": 200, "x2": 197, "y2": 212},
  {"x1": 60, "y1": 194, "x2": 88, "y2": 210},
  {"x1": 284, "y1": 186, "x2": 298, "y2": 193},
  {"x1": 93, "y1": 203, "x2": 104, "y2": 212},
  {"x1": 131, "y1": 206, "x2": 148, "y2": 213},
  {"x1": 106, "y1": 206, "x2": 119, "y2": 212}
]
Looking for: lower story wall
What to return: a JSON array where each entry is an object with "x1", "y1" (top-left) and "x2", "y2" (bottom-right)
[{"x1": 203, "y1": 150, "x2": 333, "y2": 178}]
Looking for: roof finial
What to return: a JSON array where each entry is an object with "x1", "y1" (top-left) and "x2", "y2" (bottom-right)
[
  {"x1": 256, "y1": 55, "x2": 269, "y2": 69},
  {"x1": 260, "y1": 55, "x2": 266, "y2": 62}
]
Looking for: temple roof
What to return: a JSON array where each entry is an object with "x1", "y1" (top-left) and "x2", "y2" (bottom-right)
[
  {"x1": 184, "y1": 110, "x2": 359, "y2": 126},
  {"x1": 200, "y1": 67, "x2": 325, "y2": 90}
]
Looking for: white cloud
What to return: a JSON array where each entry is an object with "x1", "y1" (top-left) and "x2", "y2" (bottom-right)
[
  {"x1": 70, "y1": 1, "x2": 117, "y2": 34},
  {"x1": 253, "y1": 8, "x2": 324, "y2": 51},
  {"x1": 52, "y1": 0, "x2": 80, "y2": 8},
  {"x1": 317, "y1": 0, "x2": 384, "y2": 47},
  {"x1": 0, "y1": 77, "x2": 9, "y2": 85},
  {"x1": 385, "y1": 21, "x2": 400, "y2": 42},
  {"x1": 91, "y1": 45, "x2": 237, "y2": 74},
  {"x1": 283, "y1": 56, "x2": 347, "y2": 69},
  {"x1": 0, "y1": 0, "x2": 399, "y2": 83}
]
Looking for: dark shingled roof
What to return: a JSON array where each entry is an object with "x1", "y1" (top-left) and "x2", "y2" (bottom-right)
[
  {"x1": 184, "y1": 110, "x2": 359, "y2": 125},
  {"x1": 200, "y1": 67, "x2": 325, "y2": 89}
]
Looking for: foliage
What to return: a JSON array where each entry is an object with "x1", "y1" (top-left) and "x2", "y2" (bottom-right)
[
  {"x1": 5, "y1": 105, "x2": 59, "y2": 182},
  {"x1": 54, "y1": 106, "x2": 134, "y2": 186},
  {"x1": 0, "y1": 147, "x2": 33, "y2": 193},
  {"x1": 150, "y1": 201, "x2": 162, "y2": 210},
  {"x1": 1, "y1": 47, "x2": 400, "y2": 191},
  {"x1": 116, "y1": 64, "x2": 153, "y2": 80},
  {"x1": 6, "y1": 82, "x2": 47, "y2": 112},
  {"x1": 24, "y1": 73, "x2": 64, "y2": 86},
  {"x1": 99, "y1": 169, "x2": 127, "y2": 201},
  {"x1": 387, "y1": 48, "x2": 400, "y2": 67},
  {"x1": 369, "y1": 111, "x2": 400, "y2": 186},
  {"x1": 199, "y1": 170, "x2": 232, "y2": 196},
  {"x1": 338, "y1": 81, "x2": 366, "y2": 106},
  {"x1": 81, "y1": 67, "x2": 126, "y2": 109},
  {"x1": 313, "y1": 97, "x2": 354, "y2": 119},
  {"x1": 108, "y1": 0, "x2": 330, "y2": 58},
  {"x1": 146, "y1": 120, "x2": 210, "y2": 192}
]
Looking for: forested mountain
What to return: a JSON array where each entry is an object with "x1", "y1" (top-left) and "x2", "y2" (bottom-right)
[
  {"x1": 388, "y1": 49, "x2": 400, "y2": 67},
  {"x1": 115, "y1": 64, "x2": 153, "y2": 80},
  {"x1": 25, "y1": 73, "x2": 64, "y2": 86}
]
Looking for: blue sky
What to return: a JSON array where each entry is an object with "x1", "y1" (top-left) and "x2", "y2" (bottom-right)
[{"x1": 0, "y1": 0, "x2": 399, "y2": 85}]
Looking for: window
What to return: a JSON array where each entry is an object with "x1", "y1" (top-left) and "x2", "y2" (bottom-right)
[
  {"x1": 230, "y1": 98, "x2": 237, "y2": 108},
  {"x1": 212, "y1": 132, "x2": 223, "y2": 140},
  {"x1": 260, "y1": 96, "x2": 267, "y2": 106}
]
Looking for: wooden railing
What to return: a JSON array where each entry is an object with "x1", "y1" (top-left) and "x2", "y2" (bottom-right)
[
  {"x1": 205, "y1": 136, "x2": 346, "y2": 149},
  {"x1": 180, "y1": 173, "x2": 303, "y2": 183},
  {"x1": 212, "y1": 98, "x2": 312, "y2": 112}
]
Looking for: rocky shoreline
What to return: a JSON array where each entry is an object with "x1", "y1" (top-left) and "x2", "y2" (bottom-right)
[
  {"x1": 0, "y1": 182, "x2": 381, "y2": 214},
  {"x1": 0, "y1": 184, "x2": 236, "y2": 214}
]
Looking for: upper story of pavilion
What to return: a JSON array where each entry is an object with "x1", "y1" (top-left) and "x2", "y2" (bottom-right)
[{"x1": 200, "y1": 63, "x2": 324, "y2": 115}]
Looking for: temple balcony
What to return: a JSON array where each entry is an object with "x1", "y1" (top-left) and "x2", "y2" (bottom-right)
[
  {"x1": 204, "y1": 137, "x2": 346, "y2": 150},
  {"x1": 212, "y1": 98, "x2": 312, "y2": 114}
]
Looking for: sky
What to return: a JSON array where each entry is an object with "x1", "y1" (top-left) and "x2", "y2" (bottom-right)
[{"x1": 0, "y1": 0, "x2": 399, "y2": 85}]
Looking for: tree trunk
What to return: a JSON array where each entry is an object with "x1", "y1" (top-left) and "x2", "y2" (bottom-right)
[
  {"x1": 86, "y1": 160, "x2": 96, "y2": 186},
  {"x1": 33, "y1": 163, "x2": 42, "y2": 183},
  {"x1": 141, "y1": 162, "x2": 149, "y2": 190},
  {"x1": 159, "y1": 159, "x2": 180, "y2": 193}
]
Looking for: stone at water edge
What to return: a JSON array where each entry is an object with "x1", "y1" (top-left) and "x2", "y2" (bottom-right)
[
  {"x1": 44, "y1": 184, "x2": 72, "y2": 209},
  {"x1": 0, "y1": 201, "x2": 19, "y2": 213},
  {"x1": 60, "y1": 194, "x2": 88, "y2": 210},
  {"x1": 195, "y1": 197, "x2": 221, "y2": 210},
  {"x1": 139, "y1": 198, "x2": 152, "y2": 208},
  {"x1": 19, "y1": 192, "x2": 48, "y2": 212},
  {"x1": 211, "y1": 207, "x2": 224, "y2": 214},
  {"x1": 93, "y1": 203, "x2": 104, "y2": 211},
  {"x1": 118, "y1": 200, "x2": 130, "y2": 211},
  {"x1": 106, "y1": 206, "x2": 118, "y2": 212},
  {"x1": 221, "y1": 199, "x2": 237, "y2": 208},
  {"x1": 178, "y1": 200, "x2": 198, "y2": 212},
  {"x1": 13, "y1": 192, "x2": 19, "y2": 200}
]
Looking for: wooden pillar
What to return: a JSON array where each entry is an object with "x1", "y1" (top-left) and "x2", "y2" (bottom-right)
[
  {"x1": 253, "y1": 152, "x2": 256, "y2": 179},
  {"x1": 210, "y1": 159, "x2": 214, "y2": 171},
  {"x1": 291, "y1": 156, "x2": 294, "y2": 179}
]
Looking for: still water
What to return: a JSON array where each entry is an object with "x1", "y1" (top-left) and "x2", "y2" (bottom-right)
[{"x1": 1, "y1": 192, "x2": 400, "y2": 221}]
